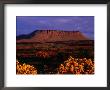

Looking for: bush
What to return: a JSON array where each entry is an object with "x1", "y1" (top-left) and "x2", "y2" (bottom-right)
[
  {"x1": 57, "y1": 56, "x2": 94, "y2": 74},
  {"x1": 16, "y1": 60, "x2": 37, "y2": 75}
]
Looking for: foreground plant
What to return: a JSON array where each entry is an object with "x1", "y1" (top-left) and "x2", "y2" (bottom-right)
[
  {"x1": 57, "y1": 56, "x2": 94, "y2": 74},
  {"x1": 16, "y1": 60, "x2": 37, "y2": 75}
]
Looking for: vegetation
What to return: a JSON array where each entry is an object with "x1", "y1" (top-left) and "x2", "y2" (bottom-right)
[
  {"x1": 16, "y1": 55, "x2": 94, "y2": 74},
  {"x1": 16, "y1": 41, "x2": 94, "y2": 74},
  {"x1": 57, "y1": 56, "x2": 94, "y2": 74},
  {"x1": 16, "y1": 60, "x2": 37, "y2": 74}
]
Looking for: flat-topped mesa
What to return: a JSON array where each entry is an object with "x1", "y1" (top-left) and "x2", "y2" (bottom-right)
[
  {"x1": 34, "y1": 29, "x2": 69, "y2": 33},
  {"x1": 16, "y1": 30, "x2": 89, "y2": 43},
  {"x1": 36, "y1": 30, "x2": 80, "y2": 35}
]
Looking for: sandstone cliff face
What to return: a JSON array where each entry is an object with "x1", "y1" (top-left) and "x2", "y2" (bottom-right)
[{"x1": 17, "y1": 30, "x2": 89, "y2": 43}]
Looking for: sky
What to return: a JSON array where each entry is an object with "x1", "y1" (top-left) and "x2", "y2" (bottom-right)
[{"x1": 16, "y1": 16, "x2": 94, "y2": 40}]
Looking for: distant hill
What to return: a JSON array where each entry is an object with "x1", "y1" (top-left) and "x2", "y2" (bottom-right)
[{"x1": 16, "y1": 30, "x2": 89, "y2": 43}]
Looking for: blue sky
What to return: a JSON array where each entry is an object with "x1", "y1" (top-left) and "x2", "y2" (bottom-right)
[{"x1": 16, "y1": 16, "x2": 94, "y2": 40}]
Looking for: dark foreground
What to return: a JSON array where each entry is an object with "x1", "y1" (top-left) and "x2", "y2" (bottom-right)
[{"x1": 16, "y1": 40, "x2": 94, "y2": 74}]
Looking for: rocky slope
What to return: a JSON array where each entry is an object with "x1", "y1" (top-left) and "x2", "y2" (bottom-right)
[{"x1": 16, "y1": 30, "x2": 89, "y2": 43}]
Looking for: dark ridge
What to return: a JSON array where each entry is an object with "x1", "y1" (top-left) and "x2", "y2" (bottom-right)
[{"x1": 16, "y1": 30, "x2": 40, "y2": 40}]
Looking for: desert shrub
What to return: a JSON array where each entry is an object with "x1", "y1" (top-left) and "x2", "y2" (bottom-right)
[
  {"x1": 57, "y1": 56, "x2": 94, "y2": 74},
  {"x1": 16, "y1": 60, "x2": 37, "y2": 75}
]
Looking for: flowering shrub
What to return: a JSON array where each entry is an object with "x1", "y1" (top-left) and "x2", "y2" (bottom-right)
[
  {"x1": 57, "y1": 56, "x2": 94, "y2": 74},
  {"x1": 16, "y1": 60, "x2": 37, "y2": 75}
]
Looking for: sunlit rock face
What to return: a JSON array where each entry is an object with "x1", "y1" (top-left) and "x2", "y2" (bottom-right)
[{"x1": 16, "y1": 30, "x2": 89, "y2": 43}]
